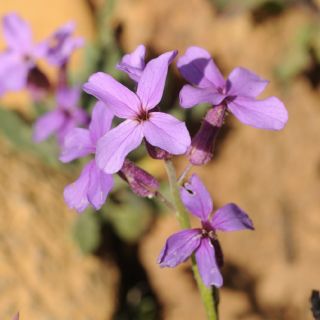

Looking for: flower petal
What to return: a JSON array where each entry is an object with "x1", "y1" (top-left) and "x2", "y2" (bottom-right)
[
  {"x1": 89, "y1": 101, "x2": 114, "y2": 143},
  {"x1": 210, "y1": 203, "x2": 254, "y2": 232},
  {"x1": 158, "y1": 229, "x2": 202, "y2": 267},
  {"x1": 2, "y1": 13, "x2": 32, "y2": 53},
  {"x1": 83, "y1": 72, "x2": 140, "y2": 118},
  {"x1": 143, "y1": 112, "x2": 191, "y2": 155},
  {"x1": 96, "y1": 119, "x2": 144, "y2": 174},
  {"x1": 116, "y1": 44, "x2": 146, "y2": 82},
  {"x1": 179, "y1": 84, "x2": 225, "y2": 108},
  {"x1": 46, "y1": 21, "x2": 84, "y2": 66},
  {"x1": 88, "y1": 162, "x2": 114, "y2": 210},
  {"x1": 228, "y1": 96, "x2": 288, "y2": 130},
  {"x1": 59, "y1": 128, "x2": 94, "y2": 163},
  {"x1": 180, "y1": 174, "x2": 213, "y2": 221},
  {"x1": 195, "y1": 238, "x2": 223, "y2": 287},
  {"x1": 177, "y1": 46, "x2": 225, "y2": 88},
  {"x1": 33, "y1": 110, "x2": 64, "y2": 142},
  {"x1": 63, "y1": 161, "x2": 92, "y2": 212},
  {"x1": 0, "y1": 51, "x2": 29, "y2": 95},
  {"x1": 226, "y1": 67, "x2": 269, "y2": 98},
  {"x1": 56, "y1": 86, "x2": 81, "y2": 111},
  {"x1": 137, "y1": 50, "x2": 177, "y2": 110}
]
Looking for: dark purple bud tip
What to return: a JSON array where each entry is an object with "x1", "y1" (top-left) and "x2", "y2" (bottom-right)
[
  {"x1": 27, "y1": 66, "x2": 51, "y2": 100},
  {"x1": 145, "y1": 140, "x2": 172, "y2": 160},
  {"x1": 188, "y1": 104, "x2": 226, "y2": 166},
  {"x1": 118, "y1": 159, "x2": 160, "y2": 197}
]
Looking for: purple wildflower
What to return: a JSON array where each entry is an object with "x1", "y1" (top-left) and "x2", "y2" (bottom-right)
[
  {"x1": 178, "y1": 46, "x2": 288, "y2": 130},
  {"x1": 0, "y1": 13, "x2": 48, "y2": 95},
  {"x1": 33, "y1": 86, "x2": 88, "y2": 146},
  {"x1": 117, "y1": 44, "x2": 146, "y2": 82},
  {"x1": 60, "y1": 101, "x2": 114, "y2": 212},
  {"x1": 83, "y1": 50, "x2": 191, "y2": 174},
  {"x1": 158, "y1": 174, "x2": 254, "y2": 287},
  {"x1": 45, "y1": 21, "x2": 84, "y2": 67}
]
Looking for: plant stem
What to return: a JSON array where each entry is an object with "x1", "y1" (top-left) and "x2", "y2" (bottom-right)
[{"x1": 164, "y1": 159, "x2": 218, "y2": 320}]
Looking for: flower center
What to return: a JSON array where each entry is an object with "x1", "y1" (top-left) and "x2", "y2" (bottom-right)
[
  {"x1": 201, "y1": 228, "x2": 217, "y2": 240},
  {"x1": 136, "y1": 109, "x2": 150, "y2": 122}
]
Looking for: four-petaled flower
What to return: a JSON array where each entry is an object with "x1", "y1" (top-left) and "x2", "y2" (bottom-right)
[
  {"x1": 158, "y1": 174, "x2": 254, "y2": 287},
  {"x1": 178, "y1": 46, "x2": 288, "y2": 130},
  {"x1": 83, "y1": 50, "x2": 191, "y2": 174},
  {"x1": 33, "y1": 86, "x2": 88, "y2": 146},
  {"x1": 0, "y1": 13, "x2": 47, "y2": 96},
  {"x1": 60, "y1": 101, "x2": 114, "y2": 212}
]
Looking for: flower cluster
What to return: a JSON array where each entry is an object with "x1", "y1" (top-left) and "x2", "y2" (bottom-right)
[{"x1": 0, "y1": 13, "x2": 289, "y2": 294}]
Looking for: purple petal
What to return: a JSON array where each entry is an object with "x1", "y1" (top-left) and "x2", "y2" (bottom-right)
[
  {"x1": 2, "y1": 13, "x2": 32, "y2": 53},
  {"x1": 137, "y1": 50, "x2": 177, "y2": 110},
  {"x1": 33, "y1": 110, "x2": 64, "y2": 142},
  {"x1": 56, "y1": 86, "x2": 81, "y2": 111},
  {"x1": 88, "y1": 162, "x2": 114, "y2": 210},
  {"x1": 59, "y1": 128, "x2": 94, "y2": 163},
  {"x1": 158, "y1": 229, "x2": 202, "y2": 267},
  {"x1": 89, "y1": 101, "x2": 114, "y2": 143},
  {"x1": 46, "y1": 21, "x2": 84, "y2": 66},
  {"x1": 228, "y1": 96, "x2": 288, "y2": 130},
  {"x1": 143, "y1": 112, "x2": 191, "y2": 155},
  {"x1": 177, "y1": 46, "x2": 225, "y2": 88},
  {"x1": 64, "y1": 161, "x2": 92, "y2": 212},
  {"x1": 195, "y1": 238, "x2": 223, "y2": 287},
  {"x1": 96, "y1": 119, "x2": 144, "y2": 174},
  {"x1": 180, "y1": 174, "x2": 213, "y2": 221},
  {"x1": 116, "y1": 44, "x2": 146, "y2": 82},
  {"x1": 83, "y1": 72, "x2": 140, "y2": 119},
  {"x1": 0, "y1": 51, "x2": 30, "y2": 95},
  {"x1": 179, "y1": 84, "x2": 225, "y2": 108},
  {"x1": 210, "y1": 203, "x2": 254, "y2": 232},
  {"x1": 226, "y1": 67, "x2": 269, "y2": 98}
]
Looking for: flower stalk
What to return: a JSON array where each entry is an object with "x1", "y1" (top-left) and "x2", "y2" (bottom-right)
[{"x1": 164, "y1": 159, "x2": 218, "y2": 320}]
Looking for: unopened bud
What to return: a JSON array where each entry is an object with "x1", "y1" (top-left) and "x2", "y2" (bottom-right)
[
  {"x1": 145, "y1": 140, "x2": 172, "y2": 160},
  {"x1": 119, "y1": 159, "x2": 160, "y2": 197},
  {"x1": 188, "y1": 104, "x2": 226, "y2": 165}
]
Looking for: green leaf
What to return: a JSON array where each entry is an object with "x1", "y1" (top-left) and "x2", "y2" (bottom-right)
[
  {"x1": 0, "y1": 108, "x2": 59, "y2": 166},
  {"x1": 72, "y1": 211, "x2": 102, "y2": 254}
]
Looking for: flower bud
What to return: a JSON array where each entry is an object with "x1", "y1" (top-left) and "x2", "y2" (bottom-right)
[
  {"x1": 145, "y1": 140, "x2": 172, "y2": 160},
  {"x1": 119, "y1": 159, "x2": 160, "y2": 197},
  {"x1": 188, "y1": 104, "x2": 226, "y2": 165}
]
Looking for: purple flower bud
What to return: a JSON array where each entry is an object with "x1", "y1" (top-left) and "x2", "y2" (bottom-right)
[
  {"x1": 145, "y1": 140, "x2": 172, "y2": 160},
  {"x1": 188, "y1": 104, "x2": 226, "y2": 165},
  {"x1": 119, "y1": 159, "x2": 160, "y2": 197}
]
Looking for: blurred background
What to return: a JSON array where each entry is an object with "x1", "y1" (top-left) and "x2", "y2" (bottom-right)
[{"x1": 0, "y1": 0, "x2": 320, "y2": 319}]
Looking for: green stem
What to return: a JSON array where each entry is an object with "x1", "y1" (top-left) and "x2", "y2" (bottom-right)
[{"x1": 164, "y1": 159, "x2": 218, "y2": 320}]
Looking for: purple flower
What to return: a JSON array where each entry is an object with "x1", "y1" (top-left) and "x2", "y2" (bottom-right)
[
  {"x1": 178, "y1": 46, "x2": 288, "y2": 130},
  {"x1": 60, "y1": 101, "x2": 114, "y2": 212},
  {"x1": 45, "y1": 21, "x2": 84, "y2": 67},
  {"x1": 158, "y1": 174, "x2": 254, "y2": 287},
  {"x1": 0, "y1": 13, "x2": 47, "y2": 95},
  {"x1": 117, "y1": 44, "x2": 146, "y2": 82},
  {"x1": 83, "y1": 50, "x2": 191, "y2": 174},
  {"x1": 33, "y1": 86, "x2": 88, "y2": 146}
]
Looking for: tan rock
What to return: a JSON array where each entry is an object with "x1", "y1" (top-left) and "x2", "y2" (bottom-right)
[{"x1": 0, "y1": 139, "x2": 118, "y2": 320}]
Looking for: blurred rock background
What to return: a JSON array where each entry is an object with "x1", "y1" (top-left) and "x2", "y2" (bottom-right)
[{"x1": 0, "y1": 0, "x2": 320, "y2": 319}]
